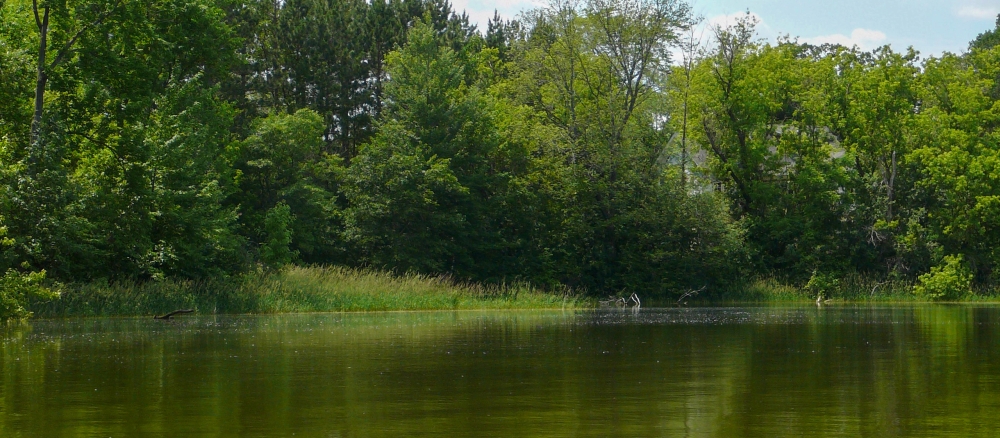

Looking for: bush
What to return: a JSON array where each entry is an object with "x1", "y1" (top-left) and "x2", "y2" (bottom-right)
[
  {"x1": 260, "y1": 203, "x2": 296, "y2": 269},
  {"x1": 804, "y1": 270, "x2": 840, "y2": 299},
  {"x1": 0, "y1": 269, "x2": 61, "y2": 319},
  {"x1": 914, "y1": 255, "x2": 972, "y2": 301}
]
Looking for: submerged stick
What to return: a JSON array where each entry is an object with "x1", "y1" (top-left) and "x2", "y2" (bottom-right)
[
  {"x1": 153, "y1": 309, "x2": 195, "y2": 320},
  {"x1": 677, "y1": 286, "x2": 706, "y2": 306},
  {"x1": 629, "y1": 293, "x2": 641, "y2": 308},
  {"x1": 599, "y1": 294, "x2": 641, "y2": 309}
]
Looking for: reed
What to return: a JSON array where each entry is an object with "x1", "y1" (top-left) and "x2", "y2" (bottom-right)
[
  {"x1": 27, "y1": 265, "x2": 589, "y2": 318},
  {"x1": 716, "y1": 274, "x2": 998, "y2": 303}
]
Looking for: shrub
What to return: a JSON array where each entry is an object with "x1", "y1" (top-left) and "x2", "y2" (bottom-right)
[
  {"x1": 260, "y1": 203, "x2": 296, "y2": 269},
  {"x1": 914, "y1": 255, "x2": 972, "y2": 301},
  {"x1": 0, "y1": 269, "x2": 61, "y2": 320},
  {"x1": 804, "y1": 270, "x2": 839, "y2": 299}
]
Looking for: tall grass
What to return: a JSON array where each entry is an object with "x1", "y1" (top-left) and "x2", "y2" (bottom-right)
[
  {"x1": 684, "y1": 273, "x2": 1000, "y2": 304},
  {"x1": 33, "y1": 266, "x2": 1000, "y2": 318},
  {"x1": 717, "y1": 274, "x2": 952, "y2": 303},
  {"x1": 28, "y1": 266, "x2": 590, "y2": 318}
]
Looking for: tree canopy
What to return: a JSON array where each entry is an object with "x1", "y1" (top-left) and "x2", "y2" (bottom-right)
[{"x1": 4, "y1": 0, "x2": 1000, "y2": 299}]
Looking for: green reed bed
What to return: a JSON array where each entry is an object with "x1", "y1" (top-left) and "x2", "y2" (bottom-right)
[
  {"x1": 28, "y1": 266, "x2": 589, "y2": 318},
  {"x1": 716, "y1": 274, "x2": 1000, "y2": 304}
]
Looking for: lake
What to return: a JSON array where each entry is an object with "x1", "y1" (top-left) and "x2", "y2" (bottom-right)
[{"x1": 2, "y1": 306, "x2": 1000, "y2": 437}]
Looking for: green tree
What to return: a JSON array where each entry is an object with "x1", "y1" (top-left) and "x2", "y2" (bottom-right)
[
  {"x1": 260, "y1": 202, "x2": 295, "y2": 269},
  {"x1": 344, "y1": 19, "x2": 528, "y2": 278},
  {"x1": 1, "y1": 0, "x2": 245, "y2": 280},
  {"x1": 0, "y1": 268, "x2": 59, "y2": 320},
  {"x1": 501, "y1": 0, "x2": 743, "y2": 294},
  {"x1": 902, "y1": 49, "x2": 1000, "y2": 284},
  {"x1": 276, "y1": 0, "x2": 371, "y2": 157},
  {"x1": 914, "y1": 254, "x2": 972, "y2": 300},
  {"x1": 970, "y1": 15, "x2": 1000, "y2": 52},
  {"x1": 231, "y1": 109, "x2": 343, "y2": 264}
]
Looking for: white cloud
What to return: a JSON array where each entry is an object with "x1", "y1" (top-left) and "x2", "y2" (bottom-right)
[
  {"x1": 801, "y1": 28, "x2": 888, "y2": 50},
  {"x1": 955, "y1": 1, "x2": 1000, "y2": 19},
  {"x1": 957, "y1": 6, "x2": 999, "y2": 19}
]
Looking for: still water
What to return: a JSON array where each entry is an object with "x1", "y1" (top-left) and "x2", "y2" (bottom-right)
[{"x1": 2, "y1": 306, "x2": 1000, "y2": 437}]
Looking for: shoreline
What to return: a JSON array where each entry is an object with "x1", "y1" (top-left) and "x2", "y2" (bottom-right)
[
  {"x1": 23, "y1": 269, "x2": 1000, "y2": 320},
  {"x1": 27, "y1": 300, "x2": 1000, "y2": 321},
  {"x1": 26, "y1": 265, "x2": 591, "y2": 319}
]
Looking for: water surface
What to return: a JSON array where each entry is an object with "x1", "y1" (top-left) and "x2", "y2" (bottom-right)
[{"x1": 3, "y1": 306, "x2": 1000, "y2": 437}]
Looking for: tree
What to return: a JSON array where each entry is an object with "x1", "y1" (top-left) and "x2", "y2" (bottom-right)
[
  {"x1": 276, "y1": 0, "x2": 371, "y2": 157},
  {"x1": 230, "y1": 109, "x2": 343, "y2": 264},
  {"x1": 502, "y1": 0, "x2": 744, "y2": 294},
  {"x1": 693, "y1": 13, "x2": 771, "y2": 217},
  {"x1": 342, "y1": 17, "x2": 574, "y2": 284},
  {"x1": 2, "y1": 0, "x2": 246, "y2": 280},
  {"x1": 344, "y1": 20, "x2": 506, "y2": 276},
  {"x1": 826, "y1": 47, "x2": 920, "y2": 275},
  {"x1": 29, "y1": 0, "x2": 121, "y2": 146},
  {"x1": 970, "y1": 15, "x2": 1000, "y2": 52},
  {"x1": 685, "y1": 16, "x2": 886, "y2": 277},
  {"x1": 585, "y1": 0, "x2": 691, "y2": 152},
  {"x1": 260, "y1": 202, "x2": 295, "y2": 269},
  {"x1": 903, "y1": 49, "x2": 1000, "y2": 283},
  {"x1": 667, "y1": 24, "x2": 703, "y2": 188}
]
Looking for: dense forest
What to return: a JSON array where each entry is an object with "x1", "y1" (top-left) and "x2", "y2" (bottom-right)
[{"x1": 3, "y1": 0, "x2": 1000, "y2": 301}]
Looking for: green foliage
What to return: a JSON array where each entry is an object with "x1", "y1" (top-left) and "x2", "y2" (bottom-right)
[
  {"x1": 724, "y1": 274, "x2": 915, "y2": 303},
  {"x1": 1, "y1": 0, "x2": 245, "y2": 280},
  {"x1": 260, "y1": 203, "x2": 295, "y2": 269},
  {"x1": 28, "y1": 266, "x2": 587, "y2": 317},
  {"x1": 231, "y1": 109, "x2": 342, "y2": 263},
  {"x1": 0, "y1": 269, "x2": 59, "y2": 320},
  {"x1": 804, "y1": 270, "x2": 840, "y2": 299},
  {"x1": 9, "y1": 0, "x2": 1000, "y2": 310},
  {"x1": 914, "y1": 255, "x2": 973, "y2": 301},
  {"x1": 500, "y1": 0, "x2": 742, "y2": 295},
  {"x1": 686, "y1": 19, "x2": 903, "y2": 278},
  {"x1": 970, "y1": 15, "x2": 1000, "y2": 52},
  {"x1": 344, "y1": 19, "x2": 536, "y2": 280}
]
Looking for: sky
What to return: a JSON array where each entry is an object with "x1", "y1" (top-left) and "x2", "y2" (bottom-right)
[{"x1": 453, "y1": 0, "x2": 1000, "y2": 57}]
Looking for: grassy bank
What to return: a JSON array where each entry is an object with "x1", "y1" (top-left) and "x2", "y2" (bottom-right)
[
  {"x1": 27, "y1": 266, "x2": 590, "y2": 318},
  {"x1": 718, "y1": 275, "x2": 1000, "y2": 303},
  {"x1": 727, "y1": 276, "x2": 913, "y2": 303},
  {"x1": 29, "y1": 267, "x2": 1000, "y2": 319}
]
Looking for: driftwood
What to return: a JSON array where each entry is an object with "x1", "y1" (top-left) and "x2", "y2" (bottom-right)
[
  {"x1": 815, "y1": 294, "x2": 834, "y2": 306},
  {"x1": 870, "y1": 281, "x2": 889, "y2": 297},
  {"x1": 599, "y1": 293, "x2": 641, "y2": 309},
  {"x1": 677, "y1": 286, "x2": 706, "y2": 306},
  {"x1": 154, "y1": 309, "x2": 195, "y2": 320},
  {"x1": 626, "y1": 293, "x2": 640, "y2": 308}
]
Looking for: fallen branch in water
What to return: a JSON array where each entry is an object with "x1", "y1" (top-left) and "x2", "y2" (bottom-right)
[
  {"x1": 599, "y1": 293, "x2": 641, "y2": 309},
  {"x1": 677, "y1": 286, "x2": 706, "y2": 306},
  {"x1": 598, "y1": 297, "x2": 619, "y2": 307},
  {"x1": 154, "y1": 309, "x2": 194, "y2": 320},
  {"x1": 871, "y1": 281, "x2": 889, "y2": 297},
  {"x1": 627, "y1": 293, "x2": 640, "y2": 308}
]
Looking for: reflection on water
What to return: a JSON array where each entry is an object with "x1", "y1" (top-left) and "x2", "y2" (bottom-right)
[{"x1": 2, "y1": 306, "x2": 1000, "y2": 437}]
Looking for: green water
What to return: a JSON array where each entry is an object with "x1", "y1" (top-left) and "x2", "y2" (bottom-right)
[{"x1": 2, "y1": 306, "x2": 1000, "y2": 437}]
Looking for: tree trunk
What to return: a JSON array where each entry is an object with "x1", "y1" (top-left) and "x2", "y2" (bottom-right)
[
  {"x1": 680, "y1": 90, "x2": 688, "y2": 188},
  {"x1": 886, "y1": 150, "x2": 897, "y2": 222},
  {"x1": 30, "y1": 0, "x2": 120, "y2": 147},
  {"x1": 31, "y1": 2, "x2": 49, "y2": 146}
]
